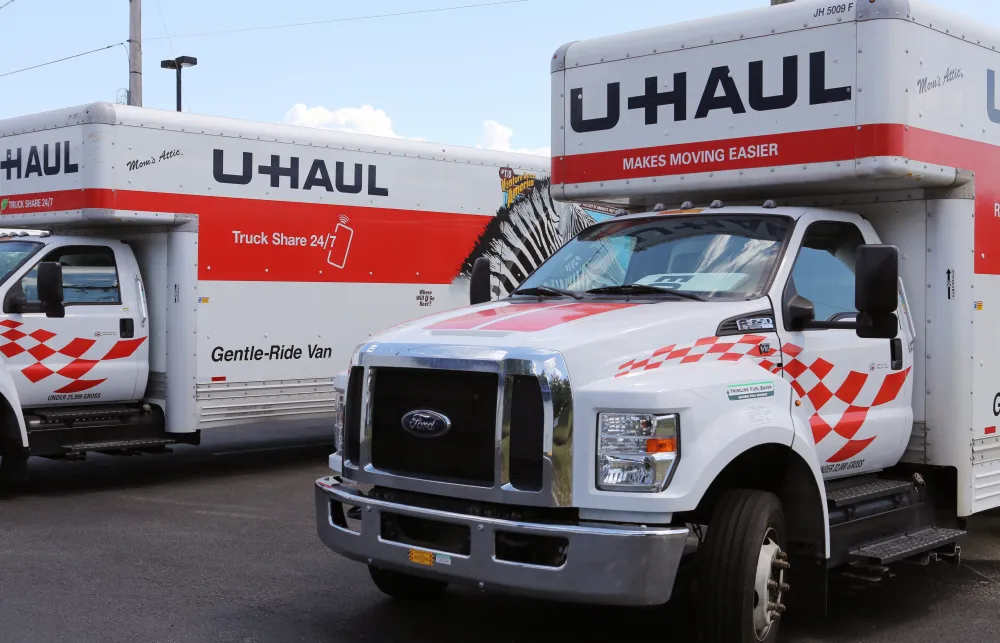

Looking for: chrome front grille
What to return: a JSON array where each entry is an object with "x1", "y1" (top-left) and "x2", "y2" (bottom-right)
[{"x1": 341, "y1": 343, "x2": 574, "y2": 508}]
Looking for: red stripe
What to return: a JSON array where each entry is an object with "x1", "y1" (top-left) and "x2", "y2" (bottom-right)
[
  {"x1": 2, "y1": 188, "x2": 491, "y2": 285},
  {"x1": 426, "y1": 303, "x2": 562, "y2": 330},
  {"x1": 477, "y1": 302, "x2": 635, "y2": 332},
  {"x1": 555, "y1": 124, "x2": 1000, "y2": 275}
]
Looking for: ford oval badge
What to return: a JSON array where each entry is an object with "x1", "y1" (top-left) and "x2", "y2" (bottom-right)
[{"x1": 401, "y1": 410, "x2": 452, "y2": 438}]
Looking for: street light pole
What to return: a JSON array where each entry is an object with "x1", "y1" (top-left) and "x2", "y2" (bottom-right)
[
  {"x1": 160, "y1": 56, "x2": 198, "y2": 112},
  {"x1": 128, "y1": 0, "x2": 142, "y2": 106}
]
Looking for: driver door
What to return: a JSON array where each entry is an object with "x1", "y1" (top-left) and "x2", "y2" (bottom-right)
[
  {"x1": 1, "y1": 243, "x2": 147, "y2": 407},
  {"x1": 776, "y1": 220, "x2": 914, "y2": 477}
]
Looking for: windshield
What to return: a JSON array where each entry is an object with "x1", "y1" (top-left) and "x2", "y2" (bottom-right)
[
  {"x1": 0, "y1": 240, "x2": 43, "y2": 284},
  {"x1": 515, "y1": 214, "x2": 791, "y2": 301}
]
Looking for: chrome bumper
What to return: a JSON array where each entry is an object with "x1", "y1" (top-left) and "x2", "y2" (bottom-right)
[{"x1": 315, "y1": 476, "x2": 691, "y2": 606}]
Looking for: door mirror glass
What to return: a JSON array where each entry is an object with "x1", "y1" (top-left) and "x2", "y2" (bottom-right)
[
  {"x1": 470, "y1": 256, "x2": 491, "y2": 305},
  {"x1": 854, "y1": 244, "x2": 898, "y2": 339},
  {"x1": 855, "y1": 244, "x2": 898, "y2": 314},
  {"x1": 36, "y1": 261, "x2": 65, "y2": 318}
]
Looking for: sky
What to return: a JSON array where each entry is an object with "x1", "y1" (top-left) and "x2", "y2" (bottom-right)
[{"x1": 0, "y1": 0, "x2": 995, "y2": 155}]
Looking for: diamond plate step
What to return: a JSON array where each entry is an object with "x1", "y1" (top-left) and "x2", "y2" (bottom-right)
[
  {"x1": 61, "y1": 437, "x2": 177, "y2": 451},
  {"x1": 826, "y1": 478, "x2": 914, "y2": 507},
  {"x1": 851, "y1": 528, "x2": 966, "y2": 565}
]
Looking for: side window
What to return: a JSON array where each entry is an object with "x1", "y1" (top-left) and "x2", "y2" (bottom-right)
[
  {"x1": 21, "y1": 246, "x2": 121, "y2": 306},
  {"x1": 788, "y1": 222, "x2": 865, "y2": 321}
]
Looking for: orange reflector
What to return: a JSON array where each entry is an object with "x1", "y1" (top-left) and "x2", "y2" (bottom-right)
[
  {"x1": 646, "y1": 438, "x2": 676, "y2": 453},
  {"x1": 657, "y1": 208, "x2": 704, "y2": 216}
]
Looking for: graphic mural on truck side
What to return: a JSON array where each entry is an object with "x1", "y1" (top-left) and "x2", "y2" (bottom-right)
[{"x1": 456, "y1": 169, "x2": 614, "y2": 299}]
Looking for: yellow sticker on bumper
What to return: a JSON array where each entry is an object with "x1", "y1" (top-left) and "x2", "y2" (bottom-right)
[{"x1": 408, "y1": 549, "x2": 434, "y2": 566}]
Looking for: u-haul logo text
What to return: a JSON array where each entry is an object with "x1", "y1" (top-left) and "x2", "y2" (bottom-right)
[
  {"x1": 570, "y1": 51, "x2": 851, "y2": 134},
  {"x1": 213, "y1": 149, "x2": 389, "y2": 197},
  {"x1": 2, "y1": 142, "x2": 79, "y2": 180}
]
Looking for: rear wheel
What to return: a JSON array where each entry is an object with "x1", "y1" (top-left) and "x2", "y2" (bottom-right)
[
  {"x1": 697, "y1": 489, "x2": 789, "y2": 643},
  {"x1": 368, "y1": 565, "x2": 448, "y2": 601}
]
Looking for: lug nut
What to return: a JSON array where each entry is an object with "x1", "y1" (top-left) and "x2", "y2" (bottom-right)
[
  {"x1": 780, "y1": 582, "x2": 790, "y2": 592},
  {"x1": 775, "y1": 551, "x2": 788, "y2": 560},
  {"x1": 772, "y1": 560, "x2": 791, "y2": 570},
  {"x1": 776, "y1": 603, "x2": 787, "y2": 613},
  {"x1": 767, "y1": 580, "x2": 778, "y2": 590},
  {"x1": 767, "y1": 601, "x2": 778, "y2": 611},
  {"x1": 771, "y1": 612, "x2": 781, "y2": 621}
]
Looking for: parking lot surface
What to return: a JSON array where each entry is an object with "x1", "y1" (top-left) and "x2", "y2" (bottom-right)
[{"x1": 3, "y1": 425, "x2": 1000, "y2": 643}]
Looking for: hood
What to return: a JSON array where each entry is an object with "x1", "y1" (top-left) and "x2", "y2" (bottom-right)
[{"x1": 370, "y1": 298, "x2": 777, "y2": 387}]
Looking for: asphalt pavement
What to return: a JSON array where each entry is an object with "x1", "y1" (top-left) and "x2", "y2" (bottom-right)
[{"x1": 2, "y1": 424, "x2": 1000, "y2": 643}]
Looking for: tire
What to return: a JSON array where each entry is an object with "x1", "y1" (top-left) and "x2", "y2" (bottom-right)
[
  {"x1": 696, "y1": 489, "x2": 788, "y2": 643},
  {"x1": 368, "y1": 565, "x2": 448, "y2": 601},
  {"x1": 0, "y1": 448, "x2": 28, "y2": 494}
]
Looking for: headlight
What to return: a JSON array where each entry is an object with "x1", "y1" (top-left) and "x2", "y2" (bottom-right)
[
  {"x1": 333, "y1": 388, "x2": 346, "y2": 454},
  {"x1": 597, "y1": 413, "x2": 679, "y2": 492}
]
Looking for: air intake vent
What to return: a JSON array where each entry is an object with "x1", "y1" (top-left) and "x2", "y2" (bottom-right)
[
  {"x1": 509, "y1": 375, "x2": 545, "y2": 491},
  {"x1": 343, "y1": 366, "x2": 364, "y2": 465}
]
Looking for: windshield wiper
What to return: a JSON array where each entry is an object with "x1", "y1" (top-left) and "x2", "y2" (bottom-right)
[
  {"x1": 513, "y1": 286, "x2": 584, "y2": 300},
  {"x1": 586, "y1": 284, "x2": 706, "y2": 301}
]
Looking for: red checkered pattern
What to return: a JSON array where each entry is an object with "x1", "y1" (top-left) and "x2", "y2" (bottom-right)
[
  {"x1": 615, "y1": 334, "x2": 776, "y2": 378},
  {"x1": 0, "y1": 320, "x2": 146, "y2": 394},
  {"x1": 781, "y1": 343, "x2": 911, "y2": 464},
  {"x1": 615, "y1": 337, "x2": 911, "y2": 464}
]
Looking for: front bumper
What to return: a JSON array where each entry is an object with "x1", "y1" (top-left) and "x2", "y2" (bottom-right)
[{"x1": 315, "y1": 476, "x2": 691, "y2": 606}]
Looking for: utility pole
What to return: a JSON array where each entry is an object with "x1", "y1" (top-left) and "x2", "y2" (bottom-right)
[{"x1": 129, "y1": 0, "x2": 142, "y2": 106}]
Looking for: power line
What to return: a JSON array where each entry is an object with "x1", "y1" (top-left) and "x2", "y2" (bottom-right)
[
  {"x1": 154, "y1": 0, "x2": 193, "y2": 112},
  {"x1": 0, "y1": 0, "x2": 20, "y2": 12},
  {"x1": 146, "y1": 0, "x2": 532, "y2": 40},
  {"x1": 0, "y1": 43, "x2": 125, "y2": 79},
  {"x1": 0, "y1": 0, "x2": 534, "y2": 81}
]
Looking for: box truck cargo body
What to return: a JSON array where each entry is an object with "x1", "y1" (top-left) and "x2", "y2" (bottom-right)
[
  {"x1": 315, "y1": 1, "x2": 1000, "y2": 641},
  {"x1": 0, "y1": 103, "x2": 600, "y2": 481}
]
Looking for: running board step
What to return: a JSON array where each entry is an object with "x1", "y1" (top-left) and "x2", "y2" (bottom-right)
[
  {"x1": 61, "y1": 437, "x2": 179, "y2": 451},
  {"x1": 850, "y1": 527, "x2": 966, "y2": 565},
  {"x1": 826, "y1": 478, "x2": 915, "y2": 508}
]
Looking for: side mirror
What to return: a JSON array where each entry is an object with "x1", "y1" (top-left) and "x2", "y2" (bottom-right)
[
  {"x1": 37, "y1": 262, "x2": 65, "y2": 318},
  {"x1": 2, "y1": 284, "x2": 25, "y2": 314},
  {"x1": 855, "y1": 244, "x2": 898, "y2": 339},
  {"x1": 785, "y1": 294, "x2": 816, "y2": 331},
  {"x1": 470, "y1": 256, "x2": 491, "y2": 305}
]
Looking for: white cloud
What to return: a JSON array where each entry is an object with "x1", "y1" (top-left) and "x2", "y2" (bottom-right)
[
  {"x1": 283, "y1": 103, "x2": 408, "y2": 139},
  {"x1": 282, "y1": 106, "x2": 548, "y2": 156},
  {"x1": 478, "y1": 120, "x2": 550, "y2": 156}
]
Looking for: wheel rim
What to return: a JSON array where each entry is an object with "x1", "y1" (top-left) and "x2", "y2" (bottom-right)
[{"x1": 752, "y1": 527, "x2": 789, "y2": 641}]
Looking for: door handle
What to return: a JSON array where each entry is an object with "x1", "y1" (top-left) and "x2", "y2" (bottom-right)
[
  {"x1": 120, "y1": 318, "x2": 135, "y2": 339},
  {"x1": 890, "y1": 338, "x2": 903, "y2": 371}
]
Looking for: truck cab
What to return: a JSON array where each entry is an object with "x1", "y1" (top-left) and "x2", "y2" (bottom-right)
[
  {"x1": 0, "y1": 231, "x2": 165, "y2": 484},
  {"x1": 315, "y1": 1, "x2": 996, "y2": 641}
]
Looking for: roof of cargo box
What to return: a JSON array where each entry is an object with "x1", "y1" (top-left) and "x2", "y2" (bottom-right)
[
  {"x1": 0, "y1": 102, "x2": 551, "y2": 230},
  {"x1": 0, "y1": 102, "x2": 548, "y2": 170},
  {"x1": 549, "y1": 0, "x2": 992, "y2": 206}
]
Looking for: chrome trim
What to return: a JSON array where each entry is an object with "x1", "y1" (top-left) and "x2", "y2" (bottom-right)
[{"x1": 342, "y1": 342, "x2": 574, "y2": 508}]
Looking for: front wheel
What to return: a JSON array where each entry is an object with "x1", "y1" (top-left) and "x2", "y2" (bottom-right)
[
  {"x1": 0, "y1": 448, "x2": 28, "y2": 494},
  {"x1": 368, "y1": 565, "x2": 448, "y2": 601},
  {"x1": 696, "y1": 489, "x2": 789, "y2": 643}
]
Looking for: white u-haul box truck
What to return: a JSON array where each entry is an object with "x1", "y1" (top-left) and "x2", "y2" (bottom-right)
[
  {"x1": 0, "y1": 103, "x2": 602, "y2": 486},
  {"x1": 315, "y1": 0, "x2": 1000, "y2": 640}
]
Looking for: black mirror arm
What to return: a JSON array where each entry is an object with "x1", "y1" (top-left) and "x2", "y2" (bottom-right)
[{"x1": 800, "y1": 319, "x2": 862, "y2": 331}]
